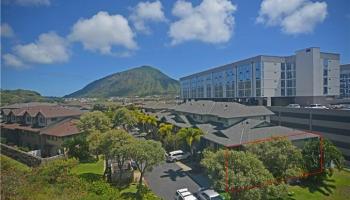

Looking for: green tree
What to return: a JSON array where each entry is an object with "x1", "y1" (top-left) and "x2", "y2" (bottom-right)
[
  {"x1": 113, "y1": 107, "x2": 137, "y2": 130},
  {"x1": 177, "y1": 127, "x2": 204, "y2": 156},
  {"x1": 158, "y1": 123, "x2": 175, "y2": 150},
  {"x1": 246, "y1": 137, "x2": 304, "y2": 180},
  {"x1": 302, "y1": 138, "x2": 345, "y2": 178},
  {"x1": 87, "y1": 129, "x2": 136, "y2": 181},
  {"x1": 78, "y1": 111, "x2": 111, "y2": 133},
  {"x1": 110, "y1": 130, "x2": 135, "y2": 182},
  {"x1": 130, "y1": 140, "x2": 165, "y2": 193},
  {"x1": 86, "y1": 131, "x2": 103, "y2": 160},
  {"x1": 63, "y1": 135, "x2": 90, "y2": 161},
  {"x1": 201, "y1": 149, "x2": 288, "y2": 200}
]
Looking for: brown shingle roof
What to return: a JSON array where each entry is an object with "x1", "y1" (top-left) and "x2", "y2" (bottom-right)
[
  {"x1": 7, "y1": 106, "x2": 83, "y2": 118},
  {"x1": 0, "y1": 123, "x2": 41, "y2": 132},
  {"x1": 41, "y1": 118, "x2": 80, "y2": 137}
]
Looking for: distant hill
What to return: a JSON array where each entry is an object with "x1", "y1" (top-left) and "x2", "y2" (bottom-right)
[
  {"x1": 0, "y1": 89, "x2": 46, "y2": 106},
  {"x1": 66, "y1": 66, "x2": 180, "y2": 98}
]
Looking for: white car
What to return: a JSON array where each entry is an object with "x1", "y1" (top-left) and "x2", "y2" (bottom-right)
[
  {"x1": 287, "y1": 104, "x2": 301, "y2": 108},
  {"x1": 176, "y1": 188, "x2": 198, "y2": 200},
  {"x1": 166, "y1": 150, "x2": 191, "y2": 162},
  {"x1": 306, "y1": 104, "x2": 328, "y2": 109},
  {"x1": 195, "y1": 188, "x2": 223, "y2": 200}
]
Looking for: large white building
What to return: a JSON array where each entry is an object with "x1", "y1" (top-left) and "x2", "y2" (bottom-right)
[
  {"x1": 340, "y1": 64, "x2": 350, "y2": 98},
  {"x1": 180, "y1": 47, "x2": 340, "y2": 106}
]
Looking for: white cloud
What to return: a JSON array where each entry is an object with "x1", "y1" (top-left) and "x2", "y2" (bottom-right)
[
  {"x1": 1, "y1": 23, "x2": 14, "y2": 38},
  {"x1": 69, "y1": 11, "x2": 137, "y2": 54},
  {"x1": 169, "y1": 0, "x2": 237, "y2": 45},
  {"x1": 3, "y1": 32, "x2": 70, "y2": 68},
  {"x1": 130, "y1": 1, "x2": 166, "y2": 33},
  {"x1": 3, "y1": 0, "x2": 50, "y2": 6},
  {"x1": 257, "y1": 0, "x2": 327, "y2": 34},
  {"x1": 3, "y1": 54, "x2": 25, "y2": 69}
]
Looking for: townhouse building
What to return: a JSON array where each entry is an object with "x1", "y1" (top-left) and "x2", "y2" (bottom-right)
[{"x1": 1, "y1": 104, "x2": 83, "y2": 157}]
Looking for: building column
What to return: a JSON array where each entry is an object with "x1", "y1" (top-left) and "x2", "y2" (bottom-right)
[{"x1": 267, "y1": 97, "x2": 272, "y2": 106}]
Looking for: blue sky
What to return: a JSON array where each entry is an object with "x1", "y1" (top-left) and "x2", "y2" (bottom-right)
[{"x1": 1, "y1": 0, "x2": 350, "y2": 97}]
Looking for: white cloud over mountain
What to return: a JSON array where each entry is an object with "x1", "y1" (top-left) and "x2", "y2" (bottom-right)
[
  {"x1": 69, "y1": 11, "x2": 137, "y2": 54},
  {"x1": 257, "y1": 0, "x2": 327, "y2": 34},
  {"x1": 169, "y1": 0, "x2": 237, "y2": 45},
  {"x1": 130, "y1": 0, "x2": 167, "y2": 33}
]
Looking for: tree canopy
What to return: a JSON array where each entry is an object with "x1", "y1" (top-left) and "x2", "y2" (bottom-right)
[
  {"x1": 201, "y1": 149, "x2": 288, "y2": 200},
  {"x1": 246, "y1": 138, "x2": 304, "y2": 180},
  {"x1": 177, "y1": 127, "x2": 204, "y2": 155},
  {"x1": 130, "y1": 140, "x2": 165, "y2": 191},
  {"x1": 77, "y1": 111, "x2": 111, "y2": 133}
]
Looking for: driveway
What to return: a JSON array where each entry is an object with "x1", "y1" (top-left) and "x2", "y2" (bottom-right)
[{"x1": 145, "y1": 162, "x2": 201, "y2": 200}]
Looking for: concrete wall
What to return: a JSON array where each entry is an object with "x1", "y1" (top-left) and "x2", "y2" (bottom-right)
[
  {"x1": 1, "y1": 143, "x2": 65, "y2": 167},
  {"x1": 262, "y1": 61, "x2": 280, "y2": 97}
]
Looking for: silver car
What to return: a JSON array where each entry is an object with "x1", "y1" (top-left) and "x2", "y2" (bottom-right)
[{"x1": 195, "y1": 188, "x2": 223, "y2": 200}]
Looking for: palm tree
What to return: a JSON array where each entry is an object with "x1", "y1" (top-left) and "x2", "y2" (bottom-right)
[
  {"x1": 177, "y1": 127, "x2": 204, "y2": 156},
  {"x1": 158, "y1": 123, "x2": 174, "y2": 150},
  {"x1": 145, "y1": 115, "x2": 158, "y2": 138}
]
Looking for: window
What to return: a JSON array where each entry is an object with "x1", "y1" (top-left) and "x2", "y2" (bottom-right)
[{"x1": 323, "y1": 87, "x2": 328, "y2": 94}]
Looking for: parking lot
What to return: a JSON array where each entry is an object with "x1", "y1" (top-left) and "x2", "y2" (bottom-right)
[{"x1": 145, "y1": 162, "x2": 201, "y2": 200}]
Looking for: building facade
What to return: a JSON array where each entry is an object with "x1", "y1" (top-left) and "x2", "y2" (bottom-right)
[
  {"x1": 180, "y1": 47, "x2": 340, "y2": 106},
  {"x1": 1, "y1": 104, "x2": 83, "y2": 157},
  {"x1": 340, "y1": 64, "x2": 350, "y2": 98}
]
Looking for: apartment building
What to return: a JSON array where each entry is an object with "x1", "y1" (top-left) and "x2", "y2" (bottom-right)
[
  {"x1": 340, "y1": 64, "x2": 350, "y2": 98},
  {"x1": 180, "y1": 47, "x2": 340, "y2": 106},
  {"x1": 1, "y1": 104, "x2": 83, "y2": 156}
]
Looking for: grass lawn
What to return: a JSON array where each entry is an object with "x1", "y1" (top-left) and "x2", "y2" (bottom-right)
[
  {"x1": 0, "y1": 155, "x2": 31, "y2": 172},
  {"x1": 288, "y1": 170, "x2": 350, "y2": 200},
  {"x1": 71, "y1": 159, "x2": 104, "y2": 181}
]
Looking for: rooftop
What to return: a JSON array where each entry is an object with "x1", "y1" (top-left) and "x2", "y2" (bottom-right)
[
  {"x1": 4, "y1": 105, "x2": 83, "y2": 118},
  {"x1": 197, "y1": 118, "x2": 316, "y2": 147},
  {"x1": 170, "y1": 100, "x2": 274, "y2": 119}
]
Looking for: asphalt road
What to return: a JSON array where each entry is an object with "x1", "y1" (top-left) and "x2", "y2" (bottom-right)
[{"x1": 145, "y1": 162, "x2": 201, "y2": 200}]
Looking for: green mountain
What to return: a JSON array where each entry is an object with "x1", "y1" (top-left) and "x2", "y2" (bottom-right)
[
  {"x1": 66, "y1": 66, "x2": 180, "y2": 98},
  {"x1": 0, "y1": 89, "x2": 63, "y2": 106},
  {"x1": 0, "y1": 89, "x2": 46, "y2": 106}
]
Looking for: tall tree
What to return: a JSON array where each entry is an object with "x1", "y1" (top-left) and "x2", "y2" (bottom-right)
[
  {"x1": 201, "y1": 149, "x2": 288, "y2": 200},
  {"x1": 302, "y1": 138, "x2": 344, "y2": 178},
  {"x1": 77, "y1": 111, "x2": 111, "y2": 133},
  {"x1": 113, "y1": 107, "x2": 137, "y2": 130},
  {"x1": 130, "y1": 140, "x2": 165, "y2": 193},
  {"x1": 158, "y1": 123, "x2": 174, "y2": 149},
  {"x1": 110, "y1": 130, "x2": 135, "y2": 182},
  {"x1": 246, "y1": 138, "x2": 304, "y2": 180},
  {"x1": 177, "y1": 127, "x2": 204, "y2": 156},
  {"x1": 62, "y1": 135, "x2": 90, "y2": 161}
]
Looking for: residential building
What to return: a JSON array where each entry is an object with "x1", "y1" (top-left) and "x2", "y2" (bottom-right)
[
  {"x1": 180, "y1": 47, "x2": 340, "y2": 106},
  {"x1": 340, "y1": 64, "x2": 350, "y2": 98},
  {"x1": 142, "y1": 101, "x2": 317, "y2": 150},
  {"x1": 1, "y1": 105, "x2": 83, "y2": 157},
  {"x1": 269, "y1": 106, "x2": 350, "y2": 166}
]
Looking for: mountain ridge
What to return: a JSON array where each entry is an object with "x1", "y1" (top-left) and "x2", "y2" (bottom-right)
[{"x1": 65, "y1": 66, "x2": 180, "y2": 98}]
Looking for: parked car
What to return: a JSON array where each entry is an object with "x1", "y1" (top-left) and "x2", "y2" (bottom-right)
[
  {"x1": 287, "y1": 104, "x2": 301, "y2": 108},
  {"x1": 166, "y1": 150, "x2": 191, "y2": 162},
  {"x1": 176, "y1": 188, "x2": 198, "y2": 200},
  {"x1": 195, "y1": 188, "x2": 223, "y2": 200},
  {"x1": 305, "y1": 104, "x2": 328, "y2": 109}
]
